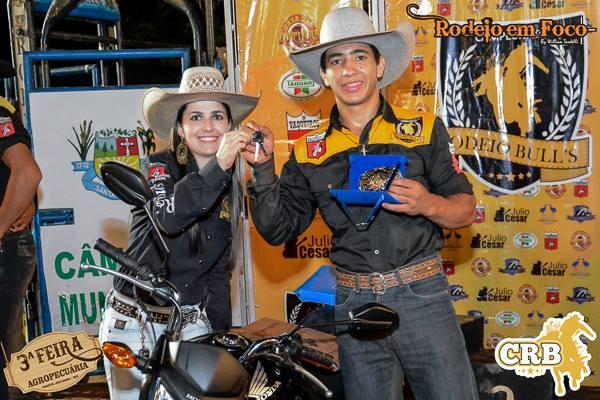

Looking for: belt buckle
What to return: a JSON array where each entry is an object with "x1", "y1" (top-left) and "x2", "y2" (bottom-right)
[{"x1": 369, "y1": 272, "x2": 386, "y2": 295}]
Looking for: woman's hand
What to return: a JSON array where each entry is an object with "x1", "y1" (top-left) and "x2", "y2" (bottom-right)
[
  {"x1": 216, "y1": 129, "x2": 252, "y2": 170},
  {"x1": 240, "y1": 121, "x2": 275, "y2": 165}
]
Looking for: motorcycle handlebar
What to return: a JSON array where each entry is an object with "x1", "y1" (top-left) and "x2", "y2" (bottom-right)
[
  {"x1": 299, "y1": 347, "x2": 339, "y2": 373},
  {"x1": 94, "y1": 239, "x2": 153, "y2": 281}
]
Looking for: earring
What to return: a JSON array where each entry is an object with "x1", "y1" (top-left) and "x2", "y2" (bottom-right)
[{"x1": 176, "y1": 137, "x2": 188, "y2": 164}]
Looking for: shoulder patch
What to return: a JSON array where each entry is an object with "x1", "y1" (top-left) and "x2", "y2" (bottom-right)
[
  {"x1": 306, "y1": 132, "x2": 327, "y2": 159},
  {"x1": 0, "y1": 116, "x2": 16, "y2": 138},
  {"x1": 148, "y1": 162, "x2": 169, "y2": 181},
  {"x1": 394, "y1": 117, "x2": 424, "y2": 144}
]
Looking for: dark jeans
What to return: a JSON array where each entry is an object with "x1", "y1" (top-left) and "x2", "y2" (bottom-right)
[
  {"x1": 335, "y1": 270, "x2": 478, "y2": 400},
  {"x1": 0, "y1": 229, "x2": 36, "y2": 399}
]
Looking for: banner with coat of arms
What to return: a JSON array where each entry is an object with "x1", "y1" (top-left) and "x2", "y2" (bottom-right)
[{"x1": 386, "y1": 0, "x2": 599, "y2": 386}]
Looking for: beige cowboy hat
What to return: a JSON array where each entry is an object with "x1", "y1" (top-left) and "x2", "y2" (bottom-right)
[
  {"x1": 142, "y1": 66, "x2": 259, "y2": 140},
  {"x1": 288, "y1": 7, "x2": 415, "y2": 89}
]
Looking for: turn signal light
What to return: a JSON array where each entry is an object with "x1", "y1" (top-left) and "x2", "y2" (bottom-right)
[{"x1": 102, "y1": 341, "x2": 137, "y2": 369}]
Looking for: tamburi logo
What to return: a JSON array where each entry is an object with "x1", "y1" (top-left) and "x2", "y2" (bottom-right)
[
  {"x1": 407, "y1": 5, "x2": 594, "y2": 195},
  {"x1": 486, "y1": 332, "x2": 504, "y2": 349},
  {"x1": 279, "y1": 69, "x2": 322, "y2": 100},
  {"x1": 495, "y1": 311, "x2": 596, "y2": 397},
  {"x1": 278, "y1": 14, "x2": 318, "y2": 52},
  {"x1": 514, "y1": 232, "x2": 537, "y2": 248},
  {"x1": 545, "y1": 184, "x2": 566, "y2": 199},
  {"x1": 471, "y1": 257, "x2": 491, "y2": 277},
  {"x1": 518, "y1": 284, "x2": 538, "y2": 304},
  {"x1": 570, "y1": 231, "x2": 591, "y2": 251}
]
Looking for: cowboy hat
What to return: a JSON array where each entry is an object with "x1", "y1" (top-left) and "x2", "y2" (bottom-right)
[
  {"x1": 142, "y1": 66, "x2": 259, "y2": 140},
  {"x1": 0, "y1": 59, "x2": 16, "y2": 79},
  {"x1": 288, "y1": 7, "x2": 415, "y2": 89}
]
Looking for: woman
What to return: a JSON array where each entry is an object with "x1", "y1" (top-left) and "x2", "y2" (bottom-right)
[{"x1": 99, "y1": 66, "x2": 259, "y2": 400}]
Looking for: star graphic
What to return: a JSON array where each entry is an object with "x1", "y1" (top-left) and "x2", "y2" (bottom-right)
[
  {"x1": 518, "y1": 173, "x2": 525, "y2": 180},
  {"x1": 488, "y1": 172, "x2": 495, "y2": 178},
  {"x1": 507, "y1": 172, "x2": 516, "y2": 181},
  {"x1": 496, "y1": 173, "x2": 504, "y2": 180},
  {"x1": 526, "y1": 172, "x2": 533, "y2": 178}
]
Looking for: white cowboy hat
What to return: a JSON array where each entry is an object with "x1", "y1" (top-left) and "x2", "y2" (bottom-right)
[
  {"x1": 142, "y1": 66, "x2": 259, "y2": 140},
  {"x1": 288, "y1": 7, "x2": 415, "y2": 89}
]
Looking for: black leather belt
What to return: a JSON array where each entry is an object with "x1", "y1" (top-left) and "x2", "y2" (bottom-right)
[{"x1": 106, "y1": 295, "x2": 199, "y2": 327}]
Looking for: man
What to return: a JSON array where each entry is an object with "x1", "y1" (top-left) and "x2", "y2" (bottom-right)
[
  {"x1": 0, "y1": 59, "x2": 42, "y2": 399},
  {"x1": 242, "y1": 7, "x2": 479, "y2": 400}
]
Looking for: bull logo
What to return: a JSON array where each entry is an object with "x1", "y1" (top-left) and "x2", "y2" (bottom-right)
[{"x1": 439, "y1": 14, "x2": 590, "y2": 194}]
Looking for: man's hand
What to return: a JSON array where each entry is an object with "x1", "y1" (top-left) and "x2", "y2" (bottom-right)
[
  {"x1": 382, "y1": 178, "x2": 438, "y2": 217},
  {"x1": 10, "y1": 201, "x2": 35, "y2": 233},
  {"x1": 383, "y1": 178, "x2": 476, "y2": 229},
  {"x1": 216, "y1": 129, "x2": 252, "y2": 171},
  {"x1": 240, "y1": 121, "x2": 274, "y2": 165}
]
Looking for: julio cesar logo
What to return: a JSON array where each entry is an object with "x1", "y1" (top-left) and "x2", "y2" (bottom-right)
[{"x1": 495, "y1": 311, "x2": 596, "y2": 397}]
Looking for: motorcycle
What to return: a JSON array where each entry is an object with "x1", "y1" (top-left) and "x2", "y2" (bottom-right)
[{"x1": 84, "y1": 161, "x2": 399, "y2": 400}]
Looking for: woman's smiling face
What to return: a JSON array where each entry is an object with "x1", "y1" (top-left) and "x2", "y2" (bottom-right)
[{"x1": 177, "y1": 100, "x2": 230, "y2": 161}]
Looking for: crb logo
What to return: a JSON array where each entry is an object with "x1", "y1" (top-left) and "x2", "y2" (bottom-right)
[{"x1": 495, "y1": 311, "x2": 596, "y2": 397}]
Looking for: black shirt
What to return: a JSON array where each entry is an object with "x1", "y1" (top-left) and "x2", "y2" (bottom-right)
[
  {"x1": 0, "y1": 97, "x2": 31, "y2": 204},
  {"x1": 117, "y1": 150, "x2": 233, "y2": 329},
  {"x1": 247, "y1": 99, "x2": 473, "y2": 274}
]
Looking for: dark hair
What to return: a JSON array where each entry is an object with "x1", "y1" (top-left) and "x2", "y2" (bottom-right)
[{"x1": 319, "y1": 43, "x2": 381, "y2": 71}]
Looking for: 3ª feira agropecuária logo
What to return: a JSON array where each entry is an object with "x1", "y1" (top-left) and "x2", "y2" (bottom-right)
[
  {"x1": 68, "y1": 120, "x2": 155, "y2": 199},
  {"x1": 407, "y1": 4, "x2": 594, "y2": 194},
  {"x1": 494, "y1": 311, "x2": 596, "y2": 396}
]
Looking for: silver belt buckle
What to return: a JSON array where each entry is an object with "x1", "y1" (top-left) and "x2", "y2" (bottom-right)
[{"x1": 369, "y1": 272, "x2": 386, "y2": 295}]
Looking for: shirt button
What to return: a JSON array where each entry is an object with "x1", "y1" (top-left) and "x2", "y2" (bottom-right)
[
  {"x1": 327, "y1": 184, "x2": 333, "y2": 189},
  {"x1": 198, "y1": 260, "x2": 204, "y2": 264},
  {"x1": 374, "y1": 249, "x2": 380, "y2": 255},
  {"x1": 207, "y1": 235, "x2": 212, "y2": 240}
]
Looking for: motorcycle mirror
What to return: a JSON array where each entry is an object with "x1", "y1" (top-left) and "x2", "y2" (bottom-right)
[
  {"x1": 348, "y1": 303, "x2": 399, "y2": 334},
  {"x1": 100, "y1": 162, "x2": 153, "y2": 207}
]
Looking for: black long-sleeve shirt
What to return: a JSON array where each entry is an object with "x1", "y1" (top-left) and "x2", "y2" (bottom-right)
[
  {"x1": 248, "y1": 99, "x2": 473, "y2": 274},
  {"x1": 116, "y1": 150, "x2": 233, "y2": 329}
]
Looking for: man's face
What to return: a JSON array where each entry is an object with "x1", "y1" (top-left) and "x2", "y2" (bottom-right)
[{"x1": 319, "y1": 42, "x2": 385, "y2": 108}]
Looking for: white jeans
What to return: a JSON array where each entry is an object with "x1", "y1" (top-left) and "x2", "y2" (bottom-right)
[{"x1": 98, "y1": 290, "x2": 212, "y2": 400}]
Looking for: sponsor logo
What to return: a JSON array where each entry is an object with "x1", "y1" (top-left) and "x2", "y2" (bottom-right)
[
  {"x1": 282, "y1": 234, "x2": 331, "y2": 259},
  {"x1": 520, "y1": 185, "x2": 540, "y2": 197},
  {"x1": 449, "y1": 284, "x2": 469, "y2": 301},
  {"x1": 475, "y1": 204, "x2": 485, "y2": 223},
  {"x1": 567, "y1": 205, "x2": 596, "y2": 223},
  {"x1": 570, "y1": 258, "x2": 591, "y2": 277},
  {"x1": 526, "y1": 309, "x2": 546, "y2": 328},
  {"x1": 68, "y1": 121, "x2": 146, "y2": 200},
  {"x1": 306, "y1": 132, "x2": 326, "y2": 159},
  {"x1": 495, "y1": 311, "x2": 596, "y2": 397},
  {"x1": 412, "y1": 80, "x2": 436, "y2": 96},
  {"x1": 483, "y1": 188, "x2": 506, "y2": 198},
  {"x1": 538, "y1": 203, "x2": 558, "y2": 224},
  {"x1": 574, "y1": 179, "x2": 588, "y2": 197},
  {"x1": 415, "y1": 26, "x2": 429, "y2": 47},
  {"x1": 279, "y1": 69, "x2": 322, "y2": 100},
  {"x1": 412, "y1": 54, "x2": 424, "y2": 72},
  {"x1": 496, "y1": 311, "x2": 520, "y2": 327},
  {"x1": 531, "y1": 260, "x2": 567, "y2": 277},
  {"x1": 472, "y1": 257, "x2": 491, "y2": 277},
  {"x1": 518, "y1": 284, "x2": 538, "y2": 304},
  {"x1": 438, "y1": 0, "x2": 452, "y2": 15},
  {"x1": 421, "y1": 7, "x2": 593, "y2": 195},
  {"x1": 529, "y1": 0, "x2": 565, "y2": 8},
  {"x1": 477, "y1": 286, "x2": 513, "y2": 302},
  {"x1": 494, "y1": 207, "x2": 529, "y2": 223},
  {"x1": 583, "y1": 98, "x2": 596, "y2": 114},
  {"x1": 449, "y1": 142, "x2": 462, "y2": 173},
  {"x1": 278, "y1": 14, "x2": 318, "y2": 51},
  {"x1": 286, "y1": 111, "x2": 321, "y2": 149},
  {"x1": 570, "y1": 231, "x2": 591, "y2": 251},
  {"x1": 414, "y1": 102, "x2": 429, "y2": 112},
  {"x1": 499, "y1": 258, "x2": 525, "y2": 275},
  {"x1": 470, "y1": 233, "x2": 507, "y2": 249},
  {"x1": 497, "y1": 0, "x2": 523, "y2": 11},
  {"x1": 546, "y1": 286, "x2": 560, "y2": 304},
  {"x1": 468, "y1": 0, "x2": 489, "y2": 13},
  {"x1": 544, "y1": 232, "x2": 559, "y2": 250},
  {"x1": 567, "y1": 287, "x2": 595, "y2": 304},
  {"x1": 395, "y1": 117, "x2": 424, "y2": 143},
  {"x1": 443, "y1": 258, "x2": 455, "y2": 275},
  {"x1": 513, "y1": 232, "x2": 538, "y2": 248},
  {"x1": 545, "y1": 184, "x2": 566, "y2": 199},
  {"x1": 148, "y1": 163, "x2": 167, "y2": 181},
  {"x1": 0, "y1": 116, "x2": 16, "y2": 137},
  {"x1": 486, "y1": 333, "x2": 504, "y2": 349},
  {"x1": 444, "y1": 230, "x2": 463, "y2": 248}
]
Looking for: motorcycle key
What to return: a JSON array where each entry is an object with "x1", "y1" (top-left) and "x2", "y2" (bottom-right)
[{"x1": 252, "y1": 130, "x2": 268, "y2": 162}]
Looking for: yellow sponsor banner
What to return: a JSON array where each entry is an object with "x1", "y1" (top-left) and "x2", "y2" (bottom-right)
[{"x1": 236, "y1": 0, "x2": 361, "y2": 321}]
